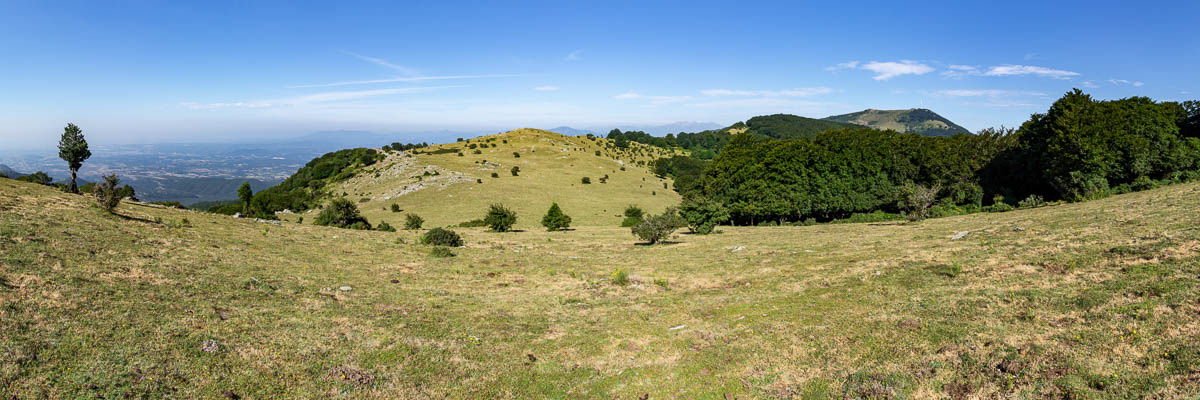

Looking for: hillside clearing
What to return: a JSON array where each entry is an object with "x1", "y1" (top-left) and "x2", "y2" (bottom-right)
[{"x1": 1, "y1": 178, "x2": 1199, "y2": 398}]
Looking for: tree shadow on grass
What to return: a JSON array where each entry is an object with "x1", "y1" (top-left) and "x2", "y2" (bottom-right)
[
  {"x1": 633, "y1": 241, "x2": 682, "y2": 246},
  {"x1": 113, "y1": 212, "x2": 160, "y2": 225}
]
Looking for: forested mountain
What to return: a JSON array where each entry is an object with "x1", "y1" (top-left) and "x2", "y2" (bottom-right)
[
  {"x1": 686, "y1": 90, "x2": 1200, "y2": 225},
  {"x1": 823, "y1": 108, "x2": 970, "y2": 136},
  {"x1": 739, "y1": 114, "x2": 861, "y2": 139}
]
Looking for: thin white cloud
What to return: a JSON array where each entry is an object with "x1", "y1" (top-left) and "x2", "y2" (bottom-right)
[
  {"x1": 181, "y1": 86, "x2": 463, "y2": 109},
  {"x1": 931, "y1": 89, "x2": 1046, "y2": 97},
  {"x1": 566, "y1": 50, "x2": 583, "y2": 61},
  {"x1": 860, "y1": 60, "x2": 934, "y2": 80},
  {"x1": 825, "y1": 61, "x2": 860, "y2": 71},
  {"x1": 1082, "y1": 81, "x2": 1100, "y2": 88},
  {"x1": 342, "y1": 51, "x2": 420, "y2": 76},
  {"x1": 534, "y1": 85, "x2": 560, "y2": 91},
  {"x1": 983, "y1": 65, "x2": 1079, "y2": 79},
  {"x1": 701, "y1": 87, "x2": 834, "y2": 97},
  {"x1": 1107, "y1": 78, "x2": 1144, "y2": 87},
  {"x1": 613, "y1": 92, "x2": 692, "y2": 104},
  {"x1": 288, "y1": 74, "x2": 523, "y2": 88},
  {"x1": 941, "y1": 65, "x2": 979, "y2": 79}
]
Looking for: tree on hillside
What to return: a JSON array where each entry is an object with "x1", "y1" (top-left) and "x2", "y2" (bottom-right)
[
  {"x1": 315, "y1": 198, "x2": 372, "y2": 230},
  {"x1": 902, "y1": 183, "x2": 940, "y2": 222},
  {"x1": 238, "y1": 181, "x2": 253, "y2": 214},
  {"x1": 57, "y1": 123, "x2": 91, "y2": 193},
  {"x1": 484, "y1": 204, "x2": 517, "y2": 232},
  {"x1": 16, "y1": 171, "x2": 53, "y2": 186},
  {"x1": 621, "y1": 205, "x2": 644, "y2": 227},
  {"x1": 511, "y1": 166, "x2": 520, "y2": 176},
  {"x1": 541, "y1": 203, "x2": 572, "y2": 231},
  {"x1": 94, "y1": 174, "x2": 122, "y2": 213}
]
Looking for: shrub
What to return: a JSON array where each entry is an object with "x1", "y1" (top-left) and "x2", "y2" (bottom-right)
[
  {"x1": 473, "y1": 149, "x2": 482, "y2": 154},
  {"x1": 430, "y1": 246, "x2": 455, "y2": 258},
  {"x1": 94, "y1": 174, "x2": 122, "y2": 213},
  {"x1": 513, "y1": 152, "x2": 520, "y2": 158},
  {"x1": 315, "y1": 198, "x2": 372, "y2": 229},
  {"x1": 476, "y1": 178, "x2": 483, "y2": 183},
  {"x1": 611, "y1": 269, "x2": 629, "y2": 286},
  {"x1": 902, "y1": 183, "x2": 941, "y2": 222},
  {"x1": 404, "y1": 213, "x2": 424, "y2": 230},
  {"x1": 631, "y1": 207, "x2": 684, "y2": 244},
  {"x1": 422, "y1": 227, "x2": 463, "y2": 247},
  {"x1": 511, "y1": 166, "x2": 520, "y2": 176},
  {"x1": 484, "y1": 204, "x2": 518, "y2": 232},
  {"x1": 679, "y1": 197, "x2": 729, "y2": 234},
  {"x1": 491, "y1": 172, "x2": 499, "y2": 178},
  {"x1": 595, "y1": 150, "x2": 601, "y2": 156},
  {"x1": 1017, "y1": 194, "x2": 1046, "y2": 209},
  {"x1": 376, "y1": 221, "x2": 396, "y2": 232},
  {"x1": 457, "y1": 219, "x2": 487, "y2": 228},
  {"x1": 390, "y1": 203, "x2": 401, "y2": 212},
  {"x1": 581, "y1": 177, "x2": 591, "y2": 184},
  {"x1": 541, "y1": 202, "x2": 572, "y2": 231},
  {"x1": 621, "y1": 205, "x2": 644, "y2": 227}
]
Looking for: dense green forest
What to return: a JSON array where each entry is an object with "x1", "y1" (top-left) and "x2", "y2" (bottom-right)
[
  {"x1": 607, "y1": 114, "x2": 860, "y2": 159},
  {"x1": 685, "y1": 90, "x2": 1200, "y2": 225},
  {"x1": 246, "y1": 148, "x2": 384, "y2": 216}
]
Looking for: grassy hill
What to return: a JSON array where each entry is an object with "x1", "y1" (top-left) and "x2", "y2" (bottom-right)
[
  {"x1": 739, "y1": 114, "x2": 861, "y2": 139},
  {"x1": 3, "y1": 176, "x2": 1199, "y2": 398},
  {"x1": 315, "y1": 128, "x2": 682, "y2": 229},
  {"x1": 824, "y1": 108, "x2": 971, "y2": 136}
]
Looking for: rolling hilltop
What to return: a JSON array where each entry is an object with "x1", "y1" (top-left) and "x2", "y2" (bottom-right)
[
  {"x1": 823, "y1": 108, "x2": 971, "y2": 136},
  {"x1": 318, "y1": 128, "x2": 682, "y2": 228},
  {"x1": 3, "y1": 175, "x2": 1199, "y2": 398}
]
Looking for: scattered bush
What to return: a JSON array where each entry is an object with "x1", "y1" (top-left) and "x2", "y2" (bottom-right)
[
  {"x1": 94, "y1": 174, "x2": 122, "y2": 213},
  {"x1": 491, "y1": 172, "x2": 499, "y2": 178},
  {"x1": 376, "y1": 221, "x2": 396, "y2": 232},
  {"x1": 473, "y1": 149, "x2": 482, "y2": 154},
  {"x1": 390, "y1": 203, "x2": 401, "y2": 212},
  {"x1": 404, "y1": 213, "x2": 424, "y2": 230},
  {"x1": 422, "y1": 227, "x2": 463, "y2": 247},
  {"x1": 513, "y1": 152, "x2": 520, "y2": 158},
  {"x1": 511, "y1": 166, "x2": 520, "y2": 176},
  {"x1": 541, "y1": 202, "x2": 572, "y2": 231},
  {"x1": 429, "y1": 246, "x2": 455, "y2": 258},
  {"x1": 315, "y1": 198, "x2": 372, "y2": 229},
  {"x1": 621, "y1": 205, "x2": 644, "y2": 227},
  {"x1": 581, "y1": 177, "x2": 591, "y2": 184},
  {"x1": 631, "y1": 207, "x2": 684, "y2": 244},
  {"x1": 17, "y1": 171, "x2": 53, "y2": 186},
  {"x1": 484, "y1": 204, "x2": 518, "y2": 232},
  {"x1": 457, "y1": 219, "x2": 487, "y2": 228}
]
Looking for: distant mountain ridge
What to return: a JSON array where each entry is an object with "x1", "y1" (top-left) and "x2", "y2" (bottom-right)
[
  {"x1": 823, "y1": 108, "x2": 970, "y2": 136},
  {"x1": 0, "y1": 164, "x2": 23, "y2": 178}
]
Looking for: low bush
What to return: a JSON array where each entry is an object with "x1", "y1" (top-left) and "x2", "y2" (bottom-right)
[
  {"x1": 376, "y1": 221, "x2": 396, "y2": 232},
  {"x1": 422, "y1": 227, "x2": 464, "y2": 247},
  {"x1": 404, "y1": 213, "x2": 424, "y2": 230},
  {"x1": 315, "y1": 198, "x2": 372, "y2": 229},
  {"x1": 1018, "y1": 194, "x2": 1046, "y2": 209},
  {"x1": 631, "y1": 207, "x2": 684, "y2": 244},
  {"x1": 94, "y1": 174, "x2": 122, "y2": 213},
  {"x1": 541, "y1": 203, "x2": 572, "y2": 231},
  {"x1": 484, "y1": 204, "x2": 518, "y2": 232},
  {"x1": 390, "y1": 203, "x2": 401, "y2": 212},
  {"x1": 430, "y1": 246, "x2": 455, "y2": 258}
]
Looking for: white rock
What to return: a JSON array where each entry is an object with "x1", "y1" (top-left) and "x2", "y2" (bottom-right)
[
  {"x1": 338, "y1": 286, "x2": 353, "y2": 292},
  {"x1": 951, "y1": 231, "x2": 970, "y2": 240}
]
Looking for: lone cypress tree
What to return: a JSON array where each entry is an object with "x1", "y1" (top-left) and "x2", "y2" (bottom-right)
[
  {"x1": 237, "y1": 181, "x2": 253, "y2": 215},
  {"x1": 541, "y1": 202, "x2": 572, "y2": 231},
  {"x1": 57, "y1": 123, "x2": 91, "y2": 193}
]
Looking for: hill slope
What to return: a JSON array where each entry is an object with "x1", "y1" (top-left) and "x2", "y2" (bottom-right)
[
  {"x1": 320, "y1": 128, "x2": 682, "y2": 228},
  {"x1": 823, "y1": 108, "x2": 971, "y2": 136},
  {"x1": 739, "y1": 114, "x2": 861, "y2": 139},
  {"x1": 3, "y1": 177, "x2": 1199, "y2": 398}
]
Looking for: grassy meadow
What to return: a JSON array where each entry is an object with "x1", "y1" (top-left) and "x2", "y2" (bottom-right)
[
  {"x1": 322, "y1": 128, "x2": 682, "y2": 229},
  {"x1": 2, "y1": 177, "x2": 1199, "y2": 398}
]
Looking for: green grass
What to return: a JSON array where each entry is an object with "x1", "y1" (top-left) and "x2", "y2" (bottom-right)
[{"x1": 2, "y1": 177, "x2": 1200, "y2": 398}]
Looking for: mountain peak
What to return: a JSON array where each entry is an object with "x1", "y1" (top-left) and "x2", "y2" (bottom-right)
[{"x1": 823, "y1": 108, "x2": 969, "y2": 136}]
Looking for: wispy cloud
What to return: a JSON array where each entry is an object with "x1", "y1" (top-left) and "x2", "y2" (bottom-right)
[
  {"x1": 613, "y1": 91, "x2": 692, "y2": 104},
  {"x1": 827, "y1": 60, "x2": 932, "y2": 80},
  {"x1": 983, "y1": 65, "x2": 1079, "y2": 79},
  {"x1": 566, "y1": 50, "x2": 583, "y2": 61},
  {"x1": 181, "y1": 86, "x2": 463, "y2": 109},
  {"x1": 342, "y1": 51, "x2": 420, "y2": 76},
  {"x1": 825, "y1": 61, "x2": 860, "y2": 71},
  {"x1": 701, "y1": 87, "x2": 834, "y2": 97},
  {"x1": 931, "y1": 89, "x2": 1046, "y2": 97},
  {"x1": 288, "y1": 74, "x2": 523, "y2": 88},
  {"x1": 1107, "y1": 78, "x2": 1144, "y2": 87},
  {"x1": 941, "y1": 65, "x2": 980, "y2": 79},
  {"x1": 1082, "y1": 80, "x2": 1100, "y2": 88},
  {"x1": 534, "y1": 85, "x2": 560, "y2": 91},
  {"x1": 860, "y1": 60, "x2": 934, "y2": 80}
]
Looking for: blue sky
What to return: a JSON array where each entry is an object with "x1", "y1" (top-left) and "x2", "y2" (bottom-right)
[{"x1": 1, "y1": 0, "x2": 1197, "y2": 148}]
